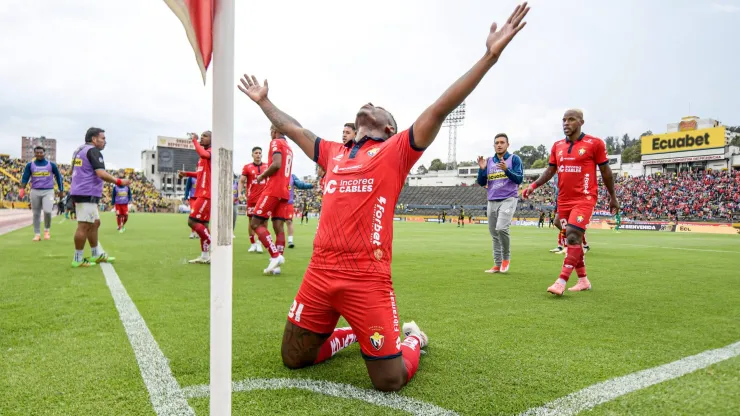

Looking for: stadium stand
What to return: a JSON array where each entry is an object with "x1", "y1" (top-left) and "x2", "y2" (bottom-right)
[{"x1": 1, "y1": 157, "x2": 170, "y2": 212}]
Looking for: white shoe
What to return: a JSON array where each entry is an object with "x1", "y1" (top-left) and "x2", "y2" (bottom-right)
[
  {"x1": 583, "y1": 246, "x2": 590, "y2": 254},
  {"x1": 248, "y1": 244, "x2": 257, "y2": 253},
  {"x1": 189, "y1": 233, "x2": 196, "y2": 239},
  {"x1": 188, "y1": 256, "x2": 210, "y2": 264},
  {"x1": 269, "y1": 267, "x2": 281, "y2": 275},
  {"x1": 264, "y1": 254, "x2": 284, "y2": 274},
  {"x1": 256, "y1": 244, "x2": 264, "y2": 253},
  {"x1": 402, "y1": 321, "x2": 428, "y2": 349},
  {"x1": 549, "y1": 247, "x2": 563, "y2": 253}
]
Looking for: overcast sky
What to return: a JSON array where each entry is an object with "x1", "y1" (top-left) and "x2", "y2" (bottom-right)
[{"x1": 0, "y1": 0, "x2": 738, "y2": 176}]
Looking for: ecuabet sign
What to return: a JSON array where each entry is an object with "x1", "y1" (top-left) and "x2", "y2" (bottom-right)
[{"x1": 641, "y1": 126, "x2": 726, "y2": 155}]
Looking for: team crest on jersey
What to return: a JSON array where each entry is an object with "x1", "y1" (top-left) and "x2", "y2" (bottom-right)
[
  {"x1": 578, "y1": 148, "x2": 586, "y2": 156},
  {"x1": 367, "y1": 147, "x2": 380, "y2": 157},
  {"x1": 576, "y1": 215, "x2": 584, "y2": 223},
  {"x1": 370, "y1": 332, "x2": 385, "y2": 351},
  {"x1": 374, "y1": 248, "x2": 383, "y2": 260}
]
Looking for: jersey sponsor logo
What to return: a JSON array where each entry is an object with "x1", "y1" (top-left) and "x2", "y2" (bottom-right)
[
  {"x1": 323, "y1": 178, "x2": 374, "y2": 195},
  {"x1": 32, "y1": 171, "x2": 50, "y2": 176},
  {"x1": 333, "y1": 153, "x2": 344, "y2": 161},
  {"x1": 369, "y1": 332, "x2": 385, "y2": 351},
  {"x1": 371, "y1": 196, "x2": 387, "y2": 248},
  {"x1": 117, "y1": 191, "x2": 127, "y2": 197},
  {"x1": 583, "y1": 173, "x2": 591, "y2": 194},
  {"x1": 559, "y1": 165, "x2": 582, "y2": 173},
  {"x1": 334, "y1": 164, "x2": 363, "y2": 173},
  {"x1": 487, "y1": 171, "x2": 507, "y2": 180},
  {"x1": 73, "y1": 158, "x2": 83, "y2": 167}
]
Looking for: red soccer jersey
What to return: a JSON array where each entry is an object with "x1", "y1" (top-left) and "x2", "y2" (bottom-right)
[
  {"x1": 263, "y1": 138, "x2": 293, "y2": 200},
  {"x1": 310, "y1": 128, "x2": 423, "y2": 277},
  {"x1": 241, "y1": 162, "x2": 267, "y2": 205},
  {"x1": 549, "y1": 133, "x2": 608, "y2": 205},
  {"x1": 195, "y1": 148, "x2": 212, "y2": 199}
]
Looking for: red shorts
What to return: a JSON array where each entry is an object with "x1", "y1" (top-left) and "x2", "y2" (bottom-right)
[
  {"x1": 277, "y1": 203, "x2": 295, "y2": 221},
  {"x1": 189, "y1": 197, "x2": 211, "y2": 222},
  {"x1": 254, "y1": 194, "x2": 289, "y2": 220},
  {"x1": 246, "y1": 201, "x2": 257, "y2": 217},
  {"x1": 189, "y1": 198, "x2": 197, "y2": 211},
  {"x1": 558, "y1": 202, "x2": 595, "y2": 231},
  {"x1": 115, "y1": 204, "x2": 128, "y2": 216},
  {"x1": 288, "y1": 268, "x2": 402, "y2": 360}
]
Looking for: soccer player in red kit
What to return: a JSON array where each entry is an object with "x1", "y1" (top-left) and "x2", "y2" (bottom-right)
[
  {"x1": 237, "y1": 3, "x2": 530, "y2": 392},
  {"x1": 239, "y1": 146, "x2": 266, "y2": 253},
  {"x1": 523, "y1": 109, "x2": 618, "y2": 295},
  {"x1": 250, "y1": 126, "x2": 294, "y2": 274},
  {"x1": 178, "y1": 131, "x2": 213, "y2": 264}
]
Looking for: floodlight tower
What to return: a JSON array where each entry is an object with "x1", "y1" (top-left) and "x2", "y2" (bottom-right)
[{"x1": 442, "y1": 101, "x2": 466, "y2": 170}]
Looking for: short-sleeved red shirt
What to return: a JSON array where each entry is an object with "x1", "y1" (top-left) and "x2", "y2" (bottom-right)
[
  {"x1": 263, "y1": 138, "x2": 293, "y2": 200},
  {"x1": 194, "y1": 148, "x2": 212, "y2": 199},
  {"x1": 548, "y1": 133, "x2": 609, "y2": 205},
  {"x1": 241, "y1": 162, "x2": 267, "y2": 205},
  {"x1": 310, "y1": 128, "x2": 423, "y2": 278}
]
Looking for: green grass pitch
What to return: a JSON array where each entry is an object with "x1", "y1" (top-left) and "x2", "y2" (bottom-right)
[{"x1": 1, "y1": 213, "x2": 739, "y2": 415}]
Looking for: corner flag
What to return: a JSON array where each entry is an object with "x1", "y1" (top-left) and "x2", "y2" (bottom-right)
[{"x1": 162, "y1": 0, "x2": 214, "y2": 83}]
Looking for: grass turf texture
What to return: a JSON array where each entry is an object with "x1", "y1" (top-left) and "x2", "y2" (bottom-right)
[{"x1": 1, "y1": 212, "x2": 739, "y2": 415}]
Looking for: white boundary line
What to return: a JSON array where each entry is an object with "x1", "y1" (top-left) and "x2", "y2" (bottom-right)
[
  {"x1": 98, "y1": 244, "x2": 195, "y2": 416},
  {"x1": 181, "y1": 377, "x2": 459, "y2": 416},
  {"x1": 519, "y1": 340, "x2": 740, "y2": 416}
]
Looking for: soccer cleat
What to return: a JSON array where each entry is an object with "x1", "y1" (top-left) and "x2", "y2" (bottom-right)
[
  {"x1": 72, "y1": 258, "x2": 97, "y2": 268},
  {"x1": 550, "y1": 247, "x2": 564, "y2": 254},
  {"x1": 583, "y1": 245, "x2": 590, "y2": 254},
  {"x1": 402, "y1": 321, "x2": 428, "y2": 349},
  {"x1": 568, "y1": 277, "x2": 592, "y2": 292},
  {"x1": 188, "y1": 256, "x2": 210, "y2": 264},
  {"x1": 288, "y1": 242, "x2": 295, "y2": 249},
  {"x1": 271, "y1": 267, "x2": 281, "y2": 275},
  {"x1": 189, "y1": 233, "x2": 196, "y2": 239},
  {"x1": 43, "y1": 231, "x2": 50, "y2": 240},
  {"x1": 92, "y1": 253, "x2": 115, "y2": 264},
  {"x1": 264, "y1": 254, "x2": 285, "y2": 274},
  {"x1": 247, "y1": 244, "x2": 257, "y2": 253},
  {"x1": 33, "y1": 234, "x2": 41, "y2": 241},
  {"x1": 256, "y1": 244, "x2": 264, "y2": 253},
  {"x1": 500, "y1": 260, "x2": 510, "y2": 273},
  {"x1": 484, "y1": 266, "x2": 501, "y2": 273},
  {"x1": 547, "y1": 281, "x2": 566, "y2": 296}
]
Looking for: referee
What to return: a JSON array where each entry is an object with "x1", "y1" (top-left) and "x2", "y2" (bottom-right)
[{"x1": 476, "y1": 133, "x2": 523, "y2": 273}]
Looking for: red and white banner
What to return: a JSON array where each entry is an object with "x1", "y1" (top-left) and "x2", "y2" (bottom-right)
[{"x1": 163, "y1": 0, "x2": 214, "y2": 83}]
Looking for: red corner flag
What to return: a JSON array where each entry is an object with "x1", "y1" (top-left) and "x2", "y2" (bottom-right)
[{"x1": 163, "y1": 0, "x2": 214, "y2": 83}]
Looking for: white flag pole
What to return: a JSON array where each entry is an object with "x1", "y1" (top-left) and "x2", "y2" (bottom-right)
[{"x1": 210, "y1": 0, "x2": 235, "y2": 414}]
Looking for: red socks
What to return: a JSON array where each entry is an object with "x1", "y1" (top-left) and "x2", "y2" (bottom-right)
[
  {"x1": 192, "y1": 222, "x2": 211, "y2": 252},
  {"x1": 559, "y1": 244, "x2": 583, "y2": 282},
  {"x1": 401, "y1": 335, "x2": 422, "y2": 382},
  {"x1": 249, "y1": 235, "x2": 255, "y2": 244},
  {"x1": 276, "y1": 232, "x2": 285, "y2": 254},
  {"x1": 255, "y1": 226, "x2": 278, "y2": 257},
  {"x1": 313, "y1": 327, "x2": 356, "y2": 364},
  {"x1": 576, "y1": 250, "x2": 587, "y2": 278},
  {"x1": 558, "y1": 230, "x2": 566, "y2": 247},
  {"x1": 122, "y1": 214, "x2": 128, "y2": 226},
  {"x1": 116, "y1": 215, "x2": 122, "y2": 228}
]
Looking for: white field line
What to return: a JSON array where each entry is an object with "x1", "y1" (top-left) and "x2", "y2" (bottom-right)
[
  {"x1": 519, "y1": 340, "x2": 740, "y2": 416},
  {"x1": 98, "y1": 244, "x2": 195, "y2": 416},
  {"x1": 181, "y1": 377, "x2": 459, "y2": 416}
]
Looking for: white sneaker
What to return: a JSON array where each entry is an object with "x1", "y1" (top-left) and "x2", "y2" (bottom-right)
[
  {"x1": 270, "y1": 267, "x2": 281, "y2": 275},
  {"x1": 256, "y1": 244, "x2": 264, "y2": 253},
  {"x1": 402, "y1": 321, "x2": 428, "y2": 349},
  {"x1": 549, "y1": 247, "x2": 563, "y2": 253},
  {"x1": 583, "y1": 246, "x2": 590, "y2": 254},
  {"x1": 248, "y1": 244, "x2": 257, "y2": 253},
  {"x1": 264, "y1": 254, "x2": 284, "y2": 274},
  {"x1": 188, "y1": 256, "x2": 210, "y2": 264},
  {"x1": 189, "y1": 233, "x2": 196, "y2": 239}
]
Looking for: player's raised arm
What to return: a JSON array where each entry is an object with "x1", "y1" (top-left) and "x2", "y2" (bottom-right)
[
  {"x1": 412, "y1": 3, "x2": 530, "y2": 149},
  {"x1": 191, "y1": 134, "x2": 211, "y2": 159},
  {"x1": 238, "y1": 75, "x2": 319, "y2": 160}
]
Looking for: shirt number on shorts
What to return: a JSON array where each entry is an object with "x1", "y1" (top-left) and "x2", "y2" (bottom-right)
[{"x1": 288, "y1": 300, "x2": 304, "y2": 322}]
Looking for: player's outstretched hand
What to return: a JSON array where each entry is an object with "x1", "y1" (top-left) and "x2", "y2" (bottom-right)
[
  {"x1": 238, "y1": 74, "x2": 269, "y2": 103},
  {"x1": 177, "y1": 171, "x2": 185, "y2": 178},
  {"x1": 522, "y1": 182, "x2": 537, "y2": 199},
  {"x1": 477, "y1": 156, "x2": 486, "y2": 169},
  {"x1": 120, "y1": 178, "x2": 132, "y2": 186},
  {"x1": 485, "y1": 2, "x2": 530, "y2": 61}
]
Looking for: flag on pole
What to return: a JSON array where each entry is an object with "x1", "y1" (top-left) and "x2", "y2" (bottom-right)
[{"x1": 162, "y1": 0, "x2": 214, "y2": 83}]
